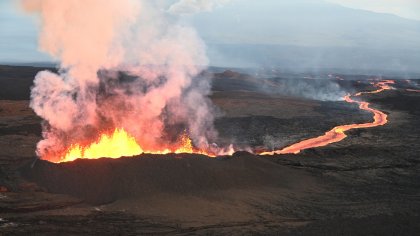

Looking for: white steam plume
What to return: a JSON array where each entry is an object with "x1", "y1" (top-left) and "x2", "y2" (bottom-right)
[{"x1": 21, "y1": 0, "x2": 221, "y2": 161}]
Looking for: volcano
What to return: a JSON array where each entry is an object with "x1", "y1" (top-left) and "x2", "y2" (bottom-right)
[{"x1": 2, "y1": 0, "x2": 420, "y2": 234}]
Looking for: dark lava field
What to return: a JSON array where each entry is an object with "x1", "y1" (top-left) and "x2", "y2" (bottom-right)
[{"x1": 1, "y1": 65, "x2": 420, "y2": 235}]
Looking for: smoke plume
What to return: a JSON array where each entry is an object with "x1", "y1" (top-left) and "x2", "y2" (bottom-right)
[
  {"x1": 21, "y1": 0, "x2": 219, "y2": 161},
  {"x1": 268, "y1": 78, "x2": 346, "y2": 101}
]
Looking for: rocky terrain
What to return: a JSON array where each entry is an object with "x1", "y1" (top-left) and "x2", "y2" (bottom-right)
[{"x1": 1, "y1": 65, "x2": 420, "y2": 235}]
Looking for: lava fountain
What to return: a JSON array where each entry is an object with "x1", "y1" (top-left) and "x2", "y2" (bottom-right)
[
  {"x1": 55, "y1": 128, "x2": 142, "y2": 163},
  {"x1": 260, "y1": 80, "x2": 394, "y2": 155},
  {"x1": 22, "y1": 0, "x2": 228, "y2": 163},
  {"x1": 49, "y1": 129, "x2": 214, "y2": 163}
]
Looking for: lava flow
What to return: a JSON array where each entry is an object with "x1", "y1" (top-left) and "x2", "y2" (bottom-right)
[
  {"x1": 260, "y1": 80, "x2": 394, "y2": 155},
  {"x1": 51, "y1": 129, "x2": 214, "y2": 163}
]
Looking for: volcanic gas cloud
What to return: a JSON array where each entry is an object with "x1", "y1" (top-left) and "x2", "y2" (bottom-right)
[{"x1": 21, "y1": 0, "x2": 232, "y2": 163}]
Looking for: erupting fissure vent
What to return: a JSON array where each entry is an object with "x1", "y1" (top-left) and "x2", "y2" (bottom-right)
[
  {"x1": 52, "y1": 129, "x2": 215, "y2": 163},
  {"x1": 22, "y1": 0, "x2": 228, "y2": 163},
  {"x1": 57, "y1": 128, "x2": 142, "y2": 163}
]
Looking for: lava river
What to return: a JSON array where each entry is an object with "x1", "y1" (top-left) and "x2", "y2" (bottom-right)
[{"x1": 260, "y1": 80, "x2": 394, "y2": 155}]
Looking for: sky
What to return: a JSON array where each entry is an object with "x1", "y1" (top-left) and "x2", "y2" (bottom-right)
[
  {"x1": 326, "y1": 0, "x2": 420, "y2": 20},
  {"x1": 0, "y1": 0, "x2": 51, "y2": 63},
  {"x1": 1, "y1": 0, "x2": 420, "y2": 73}
]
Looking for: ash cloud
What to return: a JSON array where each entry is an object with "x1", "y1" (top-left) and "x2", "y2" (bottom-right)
[{"x1": 21, "y1": 0, "x2": 220, "y2": 161}]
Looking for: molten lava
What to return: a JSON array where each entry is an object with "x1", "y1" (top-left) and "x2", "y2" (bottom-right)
[
  {"x1": 59, "y1": 128, "x2": 143, "y2": 163},
  {"x1": 354, "y1": 79, "x2": 394, "y2": 96},
  {"x1": 52, "y1": 129, "x2": 213, "y2": 163},
  {"x1": 260, "y1": 80, "x2": 393, "y2": 155}
]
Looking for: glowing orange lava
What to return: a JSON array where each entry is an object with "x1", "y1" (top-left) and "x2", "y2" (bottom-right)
[
  {"x1": 58, "y1": 128, "x2": 143, "y2": 163},
  {"x1": 52, "y1": 129, "x2": 214, "y2": 163},
  {"x1": 260, "y1": 80, "x2": 393, "y2": 155},
  {"x1": 354, "y1": 80, "x2": 394, "y2": 96}
]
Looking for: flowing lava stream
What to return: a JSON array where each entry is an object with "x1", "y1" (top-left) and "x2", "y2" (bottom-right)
[{"x1": 260, "y1": 80, "x2": 394, "y2": 155}]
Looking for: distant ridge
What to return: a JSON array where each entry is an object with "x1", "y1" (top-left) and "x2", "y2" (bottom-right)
[{"x1": 0, "y1": 62, "x2": 57, "y2": 68}]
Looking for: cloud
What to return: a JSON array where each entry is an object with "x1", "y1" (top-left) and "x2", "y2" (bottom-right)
[{"x1": 168, "y1": 0, "x2": 231, "y2": 14}]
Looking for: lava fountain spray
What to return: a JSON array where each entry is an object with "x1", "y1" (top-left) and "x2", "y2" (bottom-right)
[{"x1": 21, "y1": 0, "x2": 230, "y2": 163}]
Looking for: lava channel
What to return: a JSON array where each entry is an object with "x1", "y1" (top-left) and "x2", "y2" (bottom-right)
[{"x1": 260, "y1": 80, "x2": 394, "y2": 155}]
